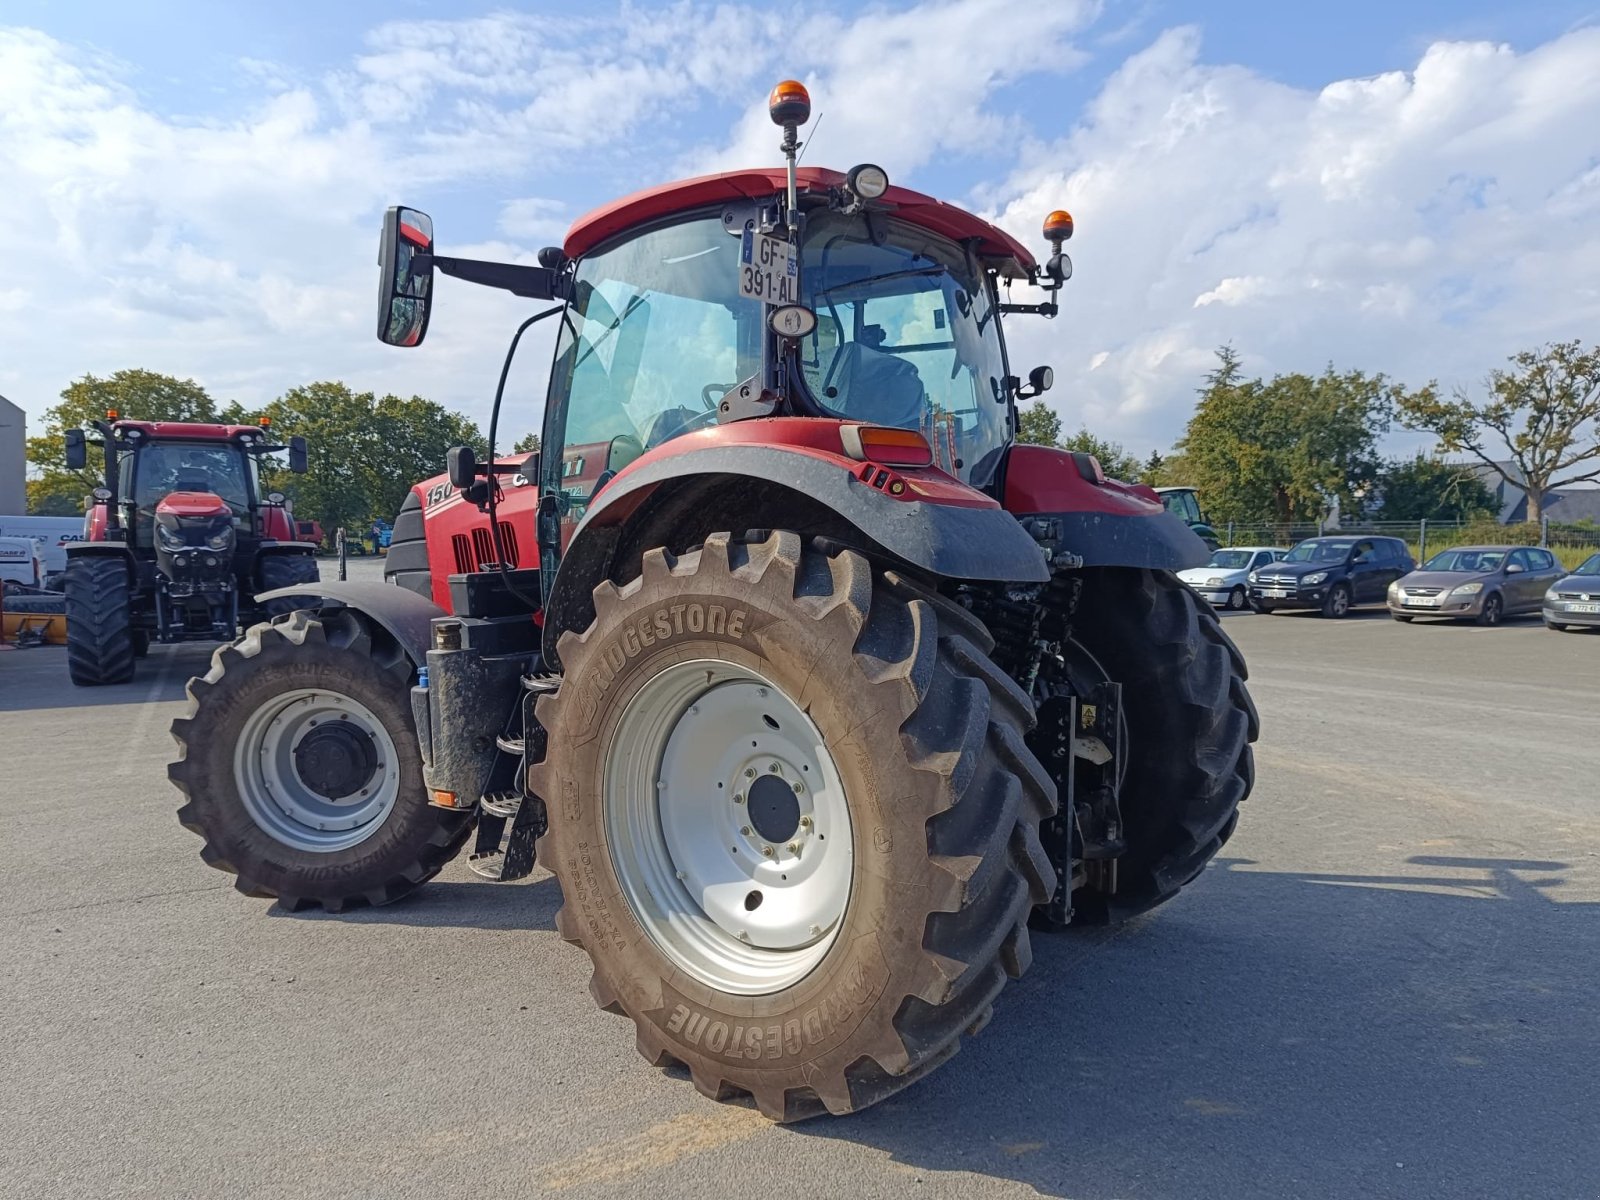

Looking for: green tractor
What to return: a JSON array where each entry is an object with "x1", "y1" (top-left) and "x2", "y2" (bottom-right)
[{"x1": 1154, "y1": 486, "x2": 1220, "y2": 550}]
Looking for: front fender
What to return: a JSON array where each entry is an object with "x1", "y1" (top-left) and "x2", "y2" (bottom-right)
[
  {"x1": 254, "y1": 580, "x2": 444, "y2": 667},
  {"x1": 1002, "y1": 445, "x2": 1210, "y2": 571}
]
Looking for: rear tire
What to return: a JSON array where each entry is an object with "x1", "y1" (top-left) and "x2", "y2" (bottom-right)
[
  {"x1": 258, "y1": 554, "x2": 321, "y2": 618},
  {"x1": 170, "y1": 608, "x2": 473, "y2": 910},
  {"x1": 63, "y1": 555, "x2": 136, "y2": 686},
  {"x1": 532, "y1": 532, "x2": 1055, "y2": 1119},
  {"x1": 1069, "y1": 568, "x2": 1258, "y2": 923}
]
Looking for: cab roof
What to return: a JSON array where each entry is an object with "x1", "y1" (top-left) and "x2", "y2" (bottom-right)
[
  {"x1": 563, "y1": 167, "x2": 1037, "y2": 274},
  {"x1": 111, "y1": 421, "x2": 269, "y2": 442}
]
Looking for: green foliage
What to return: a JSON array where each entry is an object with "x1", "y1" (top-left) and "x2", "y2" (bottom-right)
[
  {"x1": 25, "y1": 369, "x2": 219, "y2": 511},
  {"x1": 512, "y1": 432, "x2": 541, "y2": 455},
  {"x1": 1396, "y1": 339, "x2": 1600, "y2": 522},
  {"x1": 1016, "y1": 400, "x2": 1062, "y2": 447},
  {"x1": 1377, "y1": 456, "x2": 1496, "y2": 522},
  {"x1": 1177, "y1": 346, "x2": 1418, "y2": 524},
  {"x1": 1058, "y1": 427, "x2": 1141, "y2": 483},
  {"x1": 237, "y1": 382, "x2": 482, "y2": 533}
]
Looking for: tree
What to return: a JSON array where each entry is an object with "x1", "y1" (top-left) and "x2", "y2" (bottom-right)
[
  {"x1": 1395, "y1": 340, "x2": 1600, "y2": 523},
  {"x1": 1016, "y1": 400, "x2": 1061, "y2": 447},
  {"x1": 1377, "y1": 456, "x2": 1496, "y2": 522},
  {"x1": 236, "y1": 382, "x2": 482, "y2": 532},
  {"x1": 512, "y1": 432, "x2": 541, "y2": 455},
  {"x1": 1059, "y1": 427, "x2": 1142, "y2": 482},
  {"x1": 1177, "y1": 346, "x2": 1415, "y2": 524},
  {"x1": 25, "y1": 369, "x2": 219, "y2": 510}
]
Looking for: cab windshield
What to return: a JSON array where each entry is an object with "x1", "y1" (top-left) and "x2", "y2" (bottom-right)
[
  {"x1": 800, "y1": 212, "x2": 1010, "y2": 486},
  {"x1": 1572, "y1": 553, "x2": 1600, "y2": 577},
  {"x1": 543, "y1": 213, "x2": 764, "y2": 506}
]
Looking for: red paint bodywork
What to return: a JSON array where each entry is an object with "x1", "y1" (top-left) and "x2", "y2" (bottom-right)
[
  {"x1": 563, "y1": 168, "x2": 1037, "y2": 271},
  {"x1": 1002, "y1": 444, "x2": 1165, "y2": 518},
  {"x1": 111, "y1": 421, "x2": 270, "y2": 441},
  {"x1": 156, "y1": 492, "x2": 232, "y2": 520}
]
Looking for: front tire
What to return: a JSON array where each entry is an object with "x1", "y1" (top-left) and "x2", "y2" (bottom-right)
[
  {"x1": 1069, "y1": 569, "x2": 1258, "y2": 923},
  {"x1": 258, "y1": 553, "x2": 321, "y2": 618},
  {"x1": 1321, "y1": 583, "x2": 1351, "y2": 619},
  {"x1": 532, "y1": 532, "x2": 1055, "y2": 1120},
  {"x1": 170, "y1": 608, "x2": 473, "y2": 910},
  {"x1": 63, "y1": 555, "x2": 136, "y2": 686},
  {"x1": 1476, "y1": 593, "x2": 1503, "y2": 626},
  {"x1": 1227, "y1": 585, "x2": 1247, "y2": 611}
]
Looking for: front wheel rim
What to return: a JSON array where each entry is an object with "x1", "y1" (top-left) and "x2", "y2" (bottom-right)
[
  {"x1": 604, "y1": 659, "x2": 854, "y2": 996},
  {"x1": 1331, "y1": 589, "x2": 1349, "y2": 616},
  {"x1": 234, "y1": 688, "x2": 401, "y2": 852}
]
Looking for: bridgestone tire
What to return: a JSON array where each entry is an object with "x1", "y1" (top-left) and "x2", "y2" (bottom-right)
[
  {"x1": 63, "y1": 555, "x2": 136, "y2": 686},
  {"x1": 531, "y1": 532, "x2": 1055, "y2": 1120},
  {"x1": 258, "y1": 553, "x2": 322, "y2": 618},
  {"x1": 169, "y1": 608, "x2": 473, "y2": 910},
  {"x1": 1069, "y1": 568, "x2": 1258, "y2": 923}
]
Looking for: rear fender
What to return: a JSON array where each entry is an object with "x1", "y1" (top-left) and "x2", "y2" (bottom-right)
[
  {"x1": 542, "y1": 420, "x2": 1050, "y2": 664},
  {"x1": 1002, "y1": 445, "x2": 1209, "y2": 571}
]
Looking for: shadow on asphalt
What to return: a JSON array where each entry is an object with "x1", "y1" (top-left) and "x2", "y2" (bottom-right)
[
  {"x1": 794, "y1": 856, "x2": 1600, "y2": 1199},
  {"x1": 0, "y1": 643, "x2": 213, "y2": 711},
  {"x1": 266, "y1": 876, "x2": 564, "y2": 931}
]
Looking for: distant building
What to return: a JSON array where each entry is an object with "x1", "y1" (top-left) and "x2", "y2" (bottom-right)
[
  {"x1": 0, "y1": 394, "x2": 24, "y2": 515},
  {"x1": 1452, "y1": 459, "x2": 1600, "y2": 525}
]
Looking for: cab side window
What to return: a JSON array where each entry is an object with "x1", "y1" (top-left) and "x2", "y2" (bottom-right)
[
  {"x1": 1252, "y1": 551, "x2": 1274, "y2": 569},
  {"x1": 1530, "y1": 549, "x2": 1556, "y2": 571},
  {"x1": 1508, "y1": 548, "x2": 1535, "y2": 572}
]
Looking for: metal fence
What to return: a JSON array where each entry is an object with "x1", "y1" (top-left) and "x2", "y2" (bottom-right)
[{"x1": 1216, "y1": 518, "x2": 1600, "y2": 567}]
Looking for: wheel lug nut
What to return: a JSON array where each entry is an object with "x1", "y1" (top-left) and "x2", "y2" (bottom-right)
[
  {"x1": 787, "y1": 841, "x2": 800, "y2": 853},
  {"x1": 745, "y1": 768, "x2": 757, "y2": 780},
  {"x1": 733, "y1": 793, "x2": 744, "y2": 805},
  {"x1": 769, "y1": 762, "x2": 781, "y2": 774},
  {"x1": 740, "y1": 826, "x2": 753, "y2": 836},
  {"x1": 799, "y1": 815, "x2": 812, "y2": 828},
  {"x1": 738, "y1": 930, "x2": 750, "y2": 941},
  {"x1": 792, "y1": 780, "x2": 804, "y2": 794},
  {"x1": 761, "y1": 845, "x2": 775, "y2": 858}
]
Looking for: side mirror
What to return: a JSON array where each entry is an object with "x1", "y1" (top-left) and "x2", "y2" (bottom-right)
[
  {"x1": 1506, "y1": 562, "x2": 1524, "y2": 574},
  {"x1": 288, "y1": 436, "x2": 308, "y2": 474},
  {"x1": 447, "y1": 445, "x2": 478, "y2": 490},
  {"x1": 377, "y1": 206, "x2": 435, "y2": 347},
  {"x1": 1353, "y1": 553, "x2": 1372, "y2": 565},
  {"x1": 65, "y1": 428, "x2": 86, "y2": 471}
]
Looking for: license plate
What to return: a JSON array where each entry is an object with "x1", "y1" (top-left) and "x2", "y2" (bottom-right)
[
  {"x1": 739, "y1": 230, "x2": 798, "y2": 303},
  {"x1": 1408, "y1": 596, "x2": 1442, "y2": 607},
  {"x1": 1568, "y1": 602, "x2": 1600, "y2": 613},
  {"x1": 1265, "y1": 589, "x2": 1290, "y2": 598}
]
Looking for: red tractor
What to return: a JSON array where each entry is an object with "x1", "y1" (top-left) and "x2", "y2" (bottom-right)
[
  {"x1": 171, "y1": 83, "x2": 1256, "y2": 1119},
  {"x1": 62, "y1": 418, "x2": 320, "y2": 684}
]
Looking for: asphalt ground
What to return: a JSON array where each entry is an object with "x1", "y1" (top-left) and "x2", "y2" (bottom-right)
[{"x1": 2, "y1": 584, "x2": 1597, "y2": 1200}]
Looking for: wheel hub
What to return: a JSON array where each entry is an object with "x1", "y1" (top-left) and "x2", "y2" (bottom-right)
[
  {"x1": 293, "y1": 722, "x2": 378, "y2": 800},
  {"x1": 605, "y1": 661, "x2": 854, "y2": 995}
]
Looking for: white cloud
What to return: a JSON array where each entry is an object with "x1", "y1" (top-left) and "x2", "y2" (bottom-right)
[
  {"x1": 994, "y1": 25, "x2": 1600, "y2": 453},
  {"x1": 3, "y1": 6, "x2": 1600, "y2": 477}
]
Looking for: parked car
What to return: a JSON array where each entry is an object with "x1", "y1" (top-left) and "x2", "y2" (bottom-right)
[
  {"x1": 1389, "y1": 545, "x2": 1564, "y2": 626},
  {"x1": 1178, "y1": 546, "x2": 1288, "y2": 610},
  {"x1": 1543, "y1": 551, "x2": 1600, "y2": 632},
  {"x1": 1250, "y1": 535, "x2": 1414, "y2": 618}
]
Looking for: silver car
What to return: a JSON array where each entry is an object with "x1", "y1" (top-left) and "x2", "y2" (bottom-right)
[
  {"x1": 1178, "y1": 547, "x2": 1288, "y2": 610},
  {"x1": 1389, "y1": 545, "x2": 1565, "y2": 626},
  {"x1": 1543, "y1": 552, "x2": 1600, "y2": 632}
]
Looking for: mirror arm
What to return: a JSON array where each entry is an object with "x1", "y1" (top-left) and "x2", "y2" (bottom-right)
[{"x1": 421, "y1": 254, "x2": 568, "y2": 301}]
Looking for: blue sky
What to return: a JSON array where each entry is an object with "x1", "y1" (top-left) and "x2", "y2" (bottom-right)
[{"x1": 3, "y1": 0, "x2": 1599, "y2": 456}]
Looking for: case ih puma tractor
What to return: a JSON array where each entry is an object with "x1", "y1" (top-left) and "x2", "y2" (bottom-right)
[
  {"x1": 171, "y1": 82, "x2": 1256, "y2": 1119},
  {"x1": 61, "y1": 418, "x2": 320, "y2": 685}
]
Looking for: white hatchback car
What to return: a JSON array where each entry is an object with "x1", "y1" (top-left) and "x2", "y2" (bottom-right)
[{"x1": 1178, "y1": 546, "x2": 1289, "y2": 610}]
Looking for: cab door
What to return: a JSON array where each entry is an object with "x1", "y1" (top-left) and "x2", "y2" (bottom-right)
[{"x1": 1348, "y1": 539, "x2": 1383, "y2": 603}]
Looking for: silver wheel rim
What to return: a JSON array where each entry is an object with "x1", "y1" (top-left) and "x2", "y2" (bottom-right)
[
  {"x1": 234, "y1": 688, "x2": 401, "y2": 852},
  {"x1": 1229, "y1": 587, "x2": 1245, "y2": 610},
  {"x1": 1331, "y1": 588, "x2": 1349, "y2": 616},
  {"x1": 604, "y1": 659, "x2": 853, "y2": 996}
]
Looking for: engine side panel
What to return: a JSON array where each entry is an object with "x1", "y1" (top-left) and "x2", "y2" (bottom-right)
[
  {"x1": 390, "y1": 471, "x2": 542, "y2": 611},
  {"x1": 1001, "y1": 444, "x2": 1209, "y2": 570}
]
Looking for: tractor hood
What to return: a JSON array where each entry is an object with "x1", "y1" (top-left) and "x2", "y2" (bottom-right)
[{"x1": 156, "y1": 492, "x2": 233, "y2": 520}]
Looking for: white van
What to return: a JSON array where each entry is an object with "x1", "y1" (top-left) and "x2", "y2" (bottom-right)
[
  {"x1": 0, "y1": 536, "x2": 46, "y2": 588},
  {"x1": 0, "y1": 515, "x2": 86, "y2": 581}
]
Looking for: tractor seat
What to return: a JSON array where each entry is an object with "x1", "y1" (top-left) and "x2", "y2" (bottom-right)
[
  {"x1": 175, "y1": 477, "x2": 210, "y2": 493},
  {"x1": 825, "y1": 341, "x2": 928, "y2": 431}
]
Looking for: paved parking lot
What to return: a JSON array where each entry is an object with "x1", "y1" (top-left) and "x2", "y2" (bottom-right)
[{"x1": 2, "y1": 598, "x2": 1596, "y2": 1200}]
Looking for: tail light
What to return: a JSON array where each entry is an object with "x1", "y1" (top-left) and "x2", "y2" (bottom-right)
[{"x1": 839, "y1": 425, "x2": 933, "y2": 469}]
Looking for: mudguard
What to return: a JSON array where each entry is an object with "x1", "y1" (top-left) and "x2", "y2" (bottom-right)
[
  {"x1": 254, "y1": 580, "x2": 444, "y2": 667},
  {"x1": 1002, "y1": 445, "x2": 1210, "y2": 571},
  {"x1": 542, "y1": 419, "x2": 1051, "y2": 660}
]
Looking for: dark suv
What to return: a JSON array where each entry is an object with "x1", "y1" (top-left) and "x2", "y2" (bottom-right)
[{"x1": 1249, "y1": 535, "x2": 1415, "y2": 618}]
